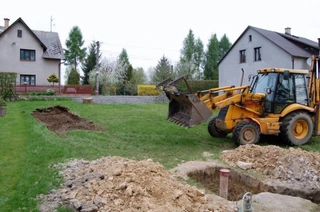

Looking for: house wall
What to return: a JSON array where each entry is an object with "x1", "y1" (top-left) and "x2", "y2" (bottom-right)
[
  {"x1": 0, "y1": 22, "x2": 60, "y2": 85},
  {"x1": 219, "y1": 28, "x2": 308, "y2": 87}
]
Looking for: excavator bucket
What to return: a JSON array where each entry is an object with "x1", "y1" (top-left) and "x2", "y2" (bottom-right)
[
  {"x1": 157, "y1": 77, "x2": 212, "y2": 127},
  {"x1": 165, "y1": 92, "x2": 212, "y2": 127}
]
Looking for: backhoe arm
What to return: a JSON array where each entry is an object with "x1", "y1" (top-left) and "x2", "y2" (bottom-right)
[{"x1": 198, "y1": 86, "x2": 249, "y2": 111}]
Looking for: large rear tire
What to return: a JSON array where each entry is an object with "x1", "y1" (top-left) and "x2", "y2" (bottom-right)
[
  {"x1": 280, "y1": 112, "x2": 313, "y2": 146},
  {"x1": 232, "y1": 121, "x2": 260, "y2": 145},
  {"x1": 207, "y1": 117, "x2": 228, "y2": 138}
]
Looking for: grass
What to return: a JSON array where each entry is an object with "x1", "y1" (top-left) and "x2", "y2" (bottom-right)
[{"x1": 0, "y1": 99, "x2": 320, "y2": 211}]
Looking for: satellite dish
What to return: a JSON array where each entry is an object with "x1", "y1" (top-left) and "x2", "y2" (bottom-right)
[{"x1": 306, "y1": 57, "x2": 311, "y2": 66}]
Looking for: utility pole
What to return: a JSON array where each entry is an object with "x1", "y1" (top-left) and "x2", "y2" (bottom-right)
[{"x1": 95, "y1": 41, "x2": 100, "y2": 95}]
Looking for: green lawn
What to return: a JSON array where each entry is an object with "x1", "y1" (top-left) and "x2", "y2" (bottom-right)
[{"x1": 0, "y1": 99, "x2": 319, "y2": 211}]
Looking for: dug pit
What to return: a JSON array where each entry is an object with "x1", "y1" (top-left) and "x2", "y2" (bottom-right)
[{"x1": 187, "y1": 165, "x2": 320, "y2": 203}]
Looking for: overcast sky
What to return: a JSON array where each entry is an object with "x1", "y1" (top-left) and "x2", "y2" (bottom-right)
[{"x1": 3, "y1": 0, "x2": 319, "y2": 71}]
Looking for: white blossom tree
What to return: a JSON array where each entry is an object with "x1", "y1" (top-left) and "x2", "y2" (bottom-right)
[{"x1": 88, "y1": 57, "x2": 127, "y2": 91}]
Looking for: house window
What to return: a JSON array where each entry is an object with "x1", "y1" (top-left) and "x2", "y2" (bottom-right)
[
  {"x1": 240, "y1": 50, "x2": 246, "y2": 63},
  {"x1": 249, "y1": 35, "x2": 252, "y2": 42},
  {"x1": 254, "y1": 47, "x2": 262, "y2": 61},
  {"x1": 17, "y1": 30, "x2": 22, "y2": 37},
  {"x1": 20, "y1": 49, "x2": 35, "y2": 61},
  {"x1": 20, "y1": 75, "x2": 36, "y2": 85}
]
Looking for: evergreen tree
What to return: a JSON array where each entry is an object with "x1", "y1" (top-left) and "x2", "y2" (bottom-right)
[
  {"x1": 204, "y1": 34, "x2": 219, "y2": 80},
  {"x1": 180, "y1": 29, "x2": 195, "y2": 63},
  {"x1": 64, "y1": 26, "x2": 86, "y2": 71},
  {"x1": 194, "y1": 38, "x2": 204, "y2": 79},
  {"x1": 218, "y1": 34, "x2": 232, "y2": 60},
  {"x1": 81, "y1": 41, "x2": 101, "y2": 85},
  {"x1": 67, "y1": 67, "x2": 80, "y2": 85},
  {"x1": 118, "y1": 49, "x2": 132, "y2": 82},
  {"x1": 179, "y1": 29, "x2": 204, "y2": 79},
  {"x1": 151, "y1": 55, "x2": 172, "y2": 84}
]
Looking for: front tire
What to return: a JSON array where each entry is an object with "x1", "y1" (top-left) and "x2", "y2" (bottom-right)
[
  {"x1": 207, "y1": 117, "x2": 228, "y2": 137},
  {"x1": 280, "y1": 112, "x2": 313, "y2": 146},
  {"x1": 232, "y1": 121, "x2": 260, "y2": 145}
]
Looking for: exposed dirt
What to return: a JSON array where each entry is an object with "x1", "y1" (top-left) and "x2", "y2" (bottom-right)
[
  {"x1": 32, "y1": 105, "x2": 320, "y2": 212},
  {"x1": 31, "y1": 105, "x2": 104, "y2": 136}
]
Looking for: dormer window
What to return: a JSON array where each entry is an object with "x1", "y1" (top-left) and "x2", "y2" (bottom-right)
[{"x1": 17, "y1": 29, "x2": 22, "y2": 37}]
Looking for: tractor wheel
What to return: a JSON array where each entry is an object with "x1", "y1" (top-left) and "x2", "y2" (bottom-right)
[
  {"x1": 280, "y1": 112, "x2": 313, "y2": 146},
  {"x1": 207, "y1": 117, "x2": 227, "y2": 138},
  {"x1": 232, "y1": 121, "x2": 260, "y2": 145}
]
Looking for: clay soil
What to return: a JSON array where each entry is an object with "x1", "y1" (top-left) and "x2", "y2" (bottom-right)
[{"x1": 32, "y1": 105, "x2": 320, "y2": 212}]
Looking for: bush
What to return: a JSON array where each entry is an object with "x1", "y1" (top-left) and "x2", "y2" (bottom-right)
[
  {"x1": 137, "y1": 85, "x2": 161, "y2": 96},
  {"x1": 45, "y1": 89, "x2": 56, "y2": 96},
  {"x1": 67, "y1": 68, "x2": 80, "y2": 85}
]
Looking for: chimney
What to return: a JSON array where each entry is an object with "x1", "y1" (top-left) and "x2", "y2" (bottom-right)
[
  {"x1": 285, "y1": 27, "x2": 291, "y2": 35},
  {"x1": 4, "y1": 18, "x2": 10, "y2": 30}
]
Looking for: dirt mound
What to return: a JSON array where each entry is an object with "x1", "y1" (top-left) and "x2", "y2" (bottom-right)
[
  {"x1": 220, "y1": 144, "x2": 320, "y2": 191},
  {"x1": 31, "y1": 105, "x2": 104, "y2": 136},
  {"x1": 38, "y1": 157, "x2": 230, "y2": 212}
]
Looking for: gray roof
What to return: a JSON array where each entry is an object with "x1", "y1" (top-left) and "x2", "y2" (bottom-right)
[
  {"x1": 251, "y1": 26, "x2": 318, "y2": 58},
  {"x1": 219, "y1": 26, "x2": 319, "y2": 64},
  {"x1": 0, "y1": 18, "x2": 64, "y2": 60},
  {"x1": 33, "y1": 30, "x2": 64, "y2": 59}
]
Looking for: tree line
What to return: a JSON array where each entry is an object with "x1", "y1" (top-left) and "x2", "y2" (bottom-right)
[{"x1": 63, "y1": 26, "x2": 231, "y2": 94}]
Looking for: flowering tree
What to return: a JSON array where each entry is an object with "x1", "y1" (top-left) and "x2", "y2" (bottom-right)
[{"x1": 89, "y1": 57, "x2": 127, "y2": 94}]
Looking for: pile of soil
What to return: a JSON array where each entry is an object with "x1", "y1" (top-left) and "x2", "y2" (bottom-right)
[
  {"x1": 38, "y1": 157, "x2": 230, "y2": 212},
  {"x1": 220, "y1": 145, "x2": 320, "y2": 191}
]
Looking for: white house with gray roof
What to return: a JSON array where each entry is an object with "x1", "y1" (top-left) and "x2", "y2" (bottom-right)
[
  {"x1": 218, "y1": 26, "x2": 320, "y2": 87},
  {"x1": 0, "y1": 17, "x2": 64, "y2": 85}
]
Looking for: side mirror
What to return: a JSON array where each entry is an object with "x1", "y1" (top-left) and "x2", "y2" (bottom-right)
[{"x1": 283, "y1": 70, "x2": 290, "y2": 80}]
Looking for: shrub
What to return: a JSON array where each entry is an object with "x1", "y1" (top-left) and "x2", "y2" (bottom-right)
[
  {"x1": 45, "y1": 89, "x2": 56, "y2": 96},
  {"x1": 0, "y1": 97, "x2": 6, "y2": 106},
  {"x1": 137, "y1": 85, "x2": 162, "y2": 96},
  {"x1": 67, "y1": 68, "x2": 80, "y2": 85}
]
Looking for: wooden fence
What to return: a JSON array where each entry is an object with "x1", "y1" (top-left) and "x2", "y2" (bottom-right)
[{"x1": 15, "y1": 85, "x2": 93, "y2": 95}]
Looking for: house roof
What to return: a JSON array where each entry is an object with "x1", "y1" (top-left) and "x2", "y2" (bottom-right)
[
  {"x1": 218, "y1": 25, "x2": 319, "y2": 64},
  {"x1": 0, "y1": 17, "x2": 64, "y2": 60}
]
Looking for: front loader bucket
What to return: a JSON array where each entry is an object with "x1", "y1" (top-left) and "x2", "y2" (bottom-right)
[{"x1": 165, "y1": 92, "x2": 212, "y2": 127}]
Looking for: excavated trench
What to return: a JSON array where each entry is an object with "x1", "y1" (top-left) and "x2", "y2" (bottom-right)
[{"x1": 187, "y1": 165, "x2": 320, "y2": 204}]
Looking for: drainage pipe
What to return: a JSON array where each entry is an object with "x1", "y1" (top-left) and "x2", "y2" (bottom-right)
[
  {"x1": 242, "y1": 192, "x2": 252, "y2": 212},
  {"x1": 219, "y1": 169, "x2": 230, "y2": 199}
]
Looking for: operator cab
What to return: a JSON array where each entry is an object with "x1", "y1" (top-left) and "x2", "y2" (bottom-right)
[{"x1": 250, "y1": 68, "x2": 309, "y2": 114}]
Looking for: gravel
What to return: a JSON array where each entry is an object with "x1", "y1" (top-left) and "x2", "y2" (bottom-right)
[{"x1": 72, "y1": 92, "x2": 169, "y2": 104}]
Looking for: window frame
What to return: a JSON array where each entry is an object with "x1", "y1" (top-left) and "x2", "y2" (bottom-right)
[
  {"x1": 20, "y1": 49, "x2": 36, "y2": 61},
  {"x1": 240, "y1": 49, "x2": 246, "y2": 63},
  {"x1": 20, "y1": 75, "x2": 36, "y2": 85},
  {"x1": 254, "y1": 47, "x2": 262, "y2": 61},
  {"x1": 17, "y1": 29, "x2": 22, "y2": 37}
]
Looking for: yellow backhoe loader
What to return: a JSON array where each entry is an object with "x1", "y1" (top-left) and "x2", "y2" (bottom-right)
[{"x1": 158, "y1": 55, "x2": 320, "y2": 146}]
